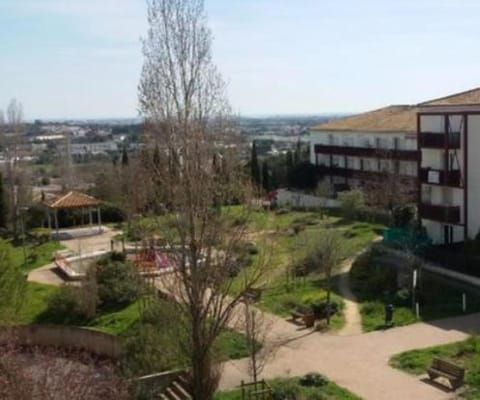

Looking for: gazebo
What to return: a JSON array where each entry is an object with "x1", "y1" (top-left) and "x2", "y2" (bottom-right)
[{"x1": 43, "y1": 191, "x2": 103, "y2": 237}]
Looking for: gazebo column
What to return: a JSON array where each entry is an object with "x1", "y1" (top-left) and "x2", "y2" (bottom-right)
[
  {"x1": 54, "y1": 209, "x2": 59, "y2": 238},
  {"x1": 97, "y1": 206, "x2": 102, "y2": 233},
  {"x1": 46, "y1": 210, "x2": 52, "y2": 230},
  {"x1": 89, "y1": 207, "x2": 93, "y2": 226}
]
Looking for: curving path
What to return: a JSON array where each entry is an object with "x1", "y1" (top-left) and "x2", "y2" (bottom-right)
[{"x1": 337, "y1": 259, "x2": 363, "y2": 336}]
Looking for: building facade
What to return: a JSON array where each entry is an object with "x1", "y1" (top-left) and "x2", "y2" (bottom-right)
[
  {"x1": 310, "y1": 87, "x2": 480, "y2": 245},
  {"x1": 310, "y1": 105, "x2": 419, "y2": 198},
  {"x1": 418, "y1": 89, "x2": 480, "y2": 244}
]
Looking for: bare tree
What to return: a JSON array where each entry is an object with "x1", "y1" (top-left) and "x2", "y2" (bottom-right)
[
  {"x1": 0, "y1": 340, "x2": 130, "y2": 400},
  {"x1": 306, "y1": 230, "x2": 345, "y2": 325},
  {"x1": 3, "y1": 99, "x2": 26, "y2": 237},
  {"x1": 364, "y1": 149, "x2": 416, "y2": 212},
  {"x1": 242, "y1": 303, "x2": 278, "y2": 384},
  {"x1": 138, "y1": 1, "x2": 264, "y2": 400}
]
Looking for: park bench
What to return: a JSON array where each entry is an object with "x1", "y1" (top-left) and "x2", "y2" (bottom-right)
[
  {"x1": 427, "y1": 358, "x2": 465, "y2": 389},
  {"x1": 289, "y1": 309, "x2": 315, "y2": 328}
]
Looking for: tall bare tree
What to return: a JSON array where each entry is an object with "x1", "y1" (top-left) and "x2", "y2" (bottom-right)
[
  {"x1": 139, "y1": 1, "x2": 264, "y2": 400},
  {"x1": 3, "y1": 99, "x2": 26, "y2": 237}
]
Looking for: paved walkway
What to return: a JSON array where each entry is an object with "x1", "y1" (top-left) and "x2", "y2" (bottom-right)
[
  {"x1": 27, "y1": 227, "x2": 121, "y2": 286},
  {"x1": 219, "y1": 313, "x2": 478, "y2": 400}
]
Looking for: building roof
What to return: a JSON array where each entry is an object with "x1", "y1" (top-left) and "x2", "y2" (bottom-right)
[
  {"x1": 45, "y1": 191, "x2": 102, "y2": 209},
  {"x1": 420, "y1": 87, "x2": 480, "y2": 106},
  {"x1": 311, "y1": 105, "x2": 418, "y2": 134},
  {"x1": 312, "y1": 87, "x2": 480, "y2": 134}
]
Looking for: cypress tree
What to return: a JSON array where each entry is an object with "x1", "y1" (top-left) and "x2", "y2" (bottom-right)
[
  {"x1": 251, "y1": 141, "x2": 261, "y2": 186},
  {"x1": 262, "y1": 160, "x2": 270, "y2": 192}
]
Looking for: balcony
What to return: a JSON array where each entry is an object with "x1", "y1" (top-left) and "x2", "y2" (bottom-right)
[
  {"x1": 419, "y1": 132, "x2": 460, "y2": 149},
  {"x1": 419, "y1": 168, "x2": 462, "y2": 187},
  {"x1": 314, "y1": 144, "x2": 419, "y2": 161},
  {"x1": 317, "y1": 165, "x2": 417, "y2": 185},
  {"x1": 419, "y1": 203, "x2": 461, "y2": 224}
]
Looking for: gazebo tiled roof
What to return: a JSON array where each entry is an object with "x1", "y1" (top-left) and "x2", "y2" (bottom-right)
[{"x1": 45, "y1": 191, "x2": 102, "y2": 209}]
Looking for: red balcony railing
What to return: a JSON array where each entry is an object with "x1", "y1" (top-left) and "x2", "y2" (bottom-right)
[
  {"x1": 419, "y1": 203, "x2": 461, "y2": 224},
  {"x1": 419, "y1": 168, "x2": 462, "y2": 187},
  {"x1": 419, "y1": 132, "x2": 460, "y2": 149},
  {"x1": 314, "y1": 145, "x2": 419, "y2": 161}
]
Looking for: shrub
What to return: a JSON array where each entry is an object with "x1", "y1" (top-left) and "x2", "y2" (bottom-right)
[
  {"x1": 337, "y1": 190, "x2": 365, "y2": 220},
  {"x1": 299, "y1": 372, "x2": 328, "y2": 387},
  {"x1": 28, "y1": 228, "x2": 51, "y2": 244},
  {"x1": 95, "y1": 254, "x2": 139, "y2": 311},
  {"x1": 394, "y1": 288, "x2": 411, "y2": 307},
  {"x1": 272, "y1": 380, "x2": 300, "y2": 400},
  {"x1": 309, "y1": 300, "x2": 339, "y2": 319},
  {"x1": 100, "y1": 203, "x2": 125, "y2": 223},
  {"x1": 40, "y1": 286, "x2": 88, "y2": 324}
]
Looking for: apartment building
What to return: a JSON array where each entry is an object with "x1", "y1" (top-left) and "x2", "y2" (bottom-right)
[
  {"x1": 310, "y1": 87, "x2": 480, "y2": 245},
  {"x1": 418, "y1": 88, "x2": 480, "y2": 245},
  {"x1": 310, "y1": 105, "x2": 419, "y2": 196}
]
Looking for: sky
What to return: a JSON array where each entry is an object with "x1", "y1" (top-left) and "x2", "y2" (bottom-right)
[{"x1": 1, "y1": 0, "x2": 480, "y2": 120}]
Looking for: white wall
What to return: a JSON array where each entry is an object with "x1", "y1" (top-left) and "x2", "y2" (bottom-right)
[{"x1": 274, "y1": 189, "x2": 340, "y2": 209}]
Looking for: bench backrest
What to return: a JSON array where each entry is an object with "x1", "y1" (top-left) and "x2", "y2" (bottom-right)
[{"x1": 431, "y1": 358, "x2": 464, "y2": 378}]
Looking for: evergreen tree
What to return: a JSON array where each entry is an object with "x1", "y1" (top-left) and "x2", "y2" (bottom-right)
[
  {"x1": 0, "y1": 173, "x2": 6, "y2": 228},
  {"x1": 286, "y1": 150, "x2": 294, "y2": 187},
  {"x1": 121, "y1": 147, "x2": 129, "y2": 166},
  {"x1": 251, "y1": 141, "x2": 261, "y2": 186},
  {"x1": 262, "y1": 160, "x2": 270, "y2": 192},
  {"x1": 294, "y1": 139, "x2": 302, "y2": 165}
]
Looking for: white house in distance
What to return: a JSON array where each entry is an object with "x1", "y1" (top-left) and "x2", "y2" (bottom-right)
[
  {"x1": 309, "y1": 105, "x2": 418, "y2": 196},
  {"x1": 418, "y1": 88, "x2": 480, "y2": 245}
]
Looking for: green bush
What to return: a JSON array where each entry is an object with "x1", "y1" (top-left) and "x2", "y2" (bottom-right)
[
  {"x1": 94, "y1": 253, "x2": 139, "y2": 311},
  {"x1": 272, "y1": 380, "x2": 300, "y2": 400},
  {"x1": 309, "y1": 300, "x2": 340, "y2": 319},
  {"x1": 338, "y1": 190, "x2": 365, "y2": 220},
  {"x1": 39, "y1": 286, "x2": 88, "y2": 325},
  {"x1": 299, "y1": 373, "x2": 328, "y2": 387}
]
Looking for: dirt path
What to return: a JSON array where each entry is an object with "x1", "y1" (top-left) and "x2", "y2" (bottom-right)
[{"x1": 336, "y1": 259, "x2": 363, "y2": 336}]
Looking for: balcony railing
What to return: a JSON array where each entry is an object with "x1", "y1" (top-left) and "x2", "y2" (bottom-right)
[
  {"x1": 419, "y1": 132, "x2": 461, "y2": 149},
  {"x1": 419, "y1": 168, "x2": 462, "y2": 187},
  {"x1": 317, "y1": 165, "x2": 417, "y2": 184},
  {"x1": 314, "y1": 144, "x2": 419, "y2": 161},
  {"x1": 419, "y1": 203, "x2": 461, "y2": 224}
]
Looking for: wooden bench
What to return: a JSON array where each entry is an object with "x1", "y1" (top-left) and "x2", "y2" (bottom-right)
[
  {"x1": 427, "y1": 358, "x2": 465, "y2": 389},
  {"x1": 290, "y1": 310, "x2": 315, "y2": 328}
]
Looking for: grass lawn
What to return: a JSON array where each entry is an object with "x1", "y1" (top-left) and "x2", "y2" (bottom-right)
[
  {"x1": 390, "y1": 336, "x2": 480, "y2": 399},
  {"x1": 17, "y1": 283, "x2": 251, "y2": 364},
  {"x1": 227, "y1": 207, "x2": 382, "y2": 330},
  {"x1": 351, "y1": 245, "x2": 480, "y2": 332},
  {"x1": 15, "y1": 282, "x2": 58, "y2": 324},
  {"x1": 10, "y1": 240, "x2": 64, "y2": 272},
  {"x1": 214, "y1": 376, "x2": 362, "y2": 400}
]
